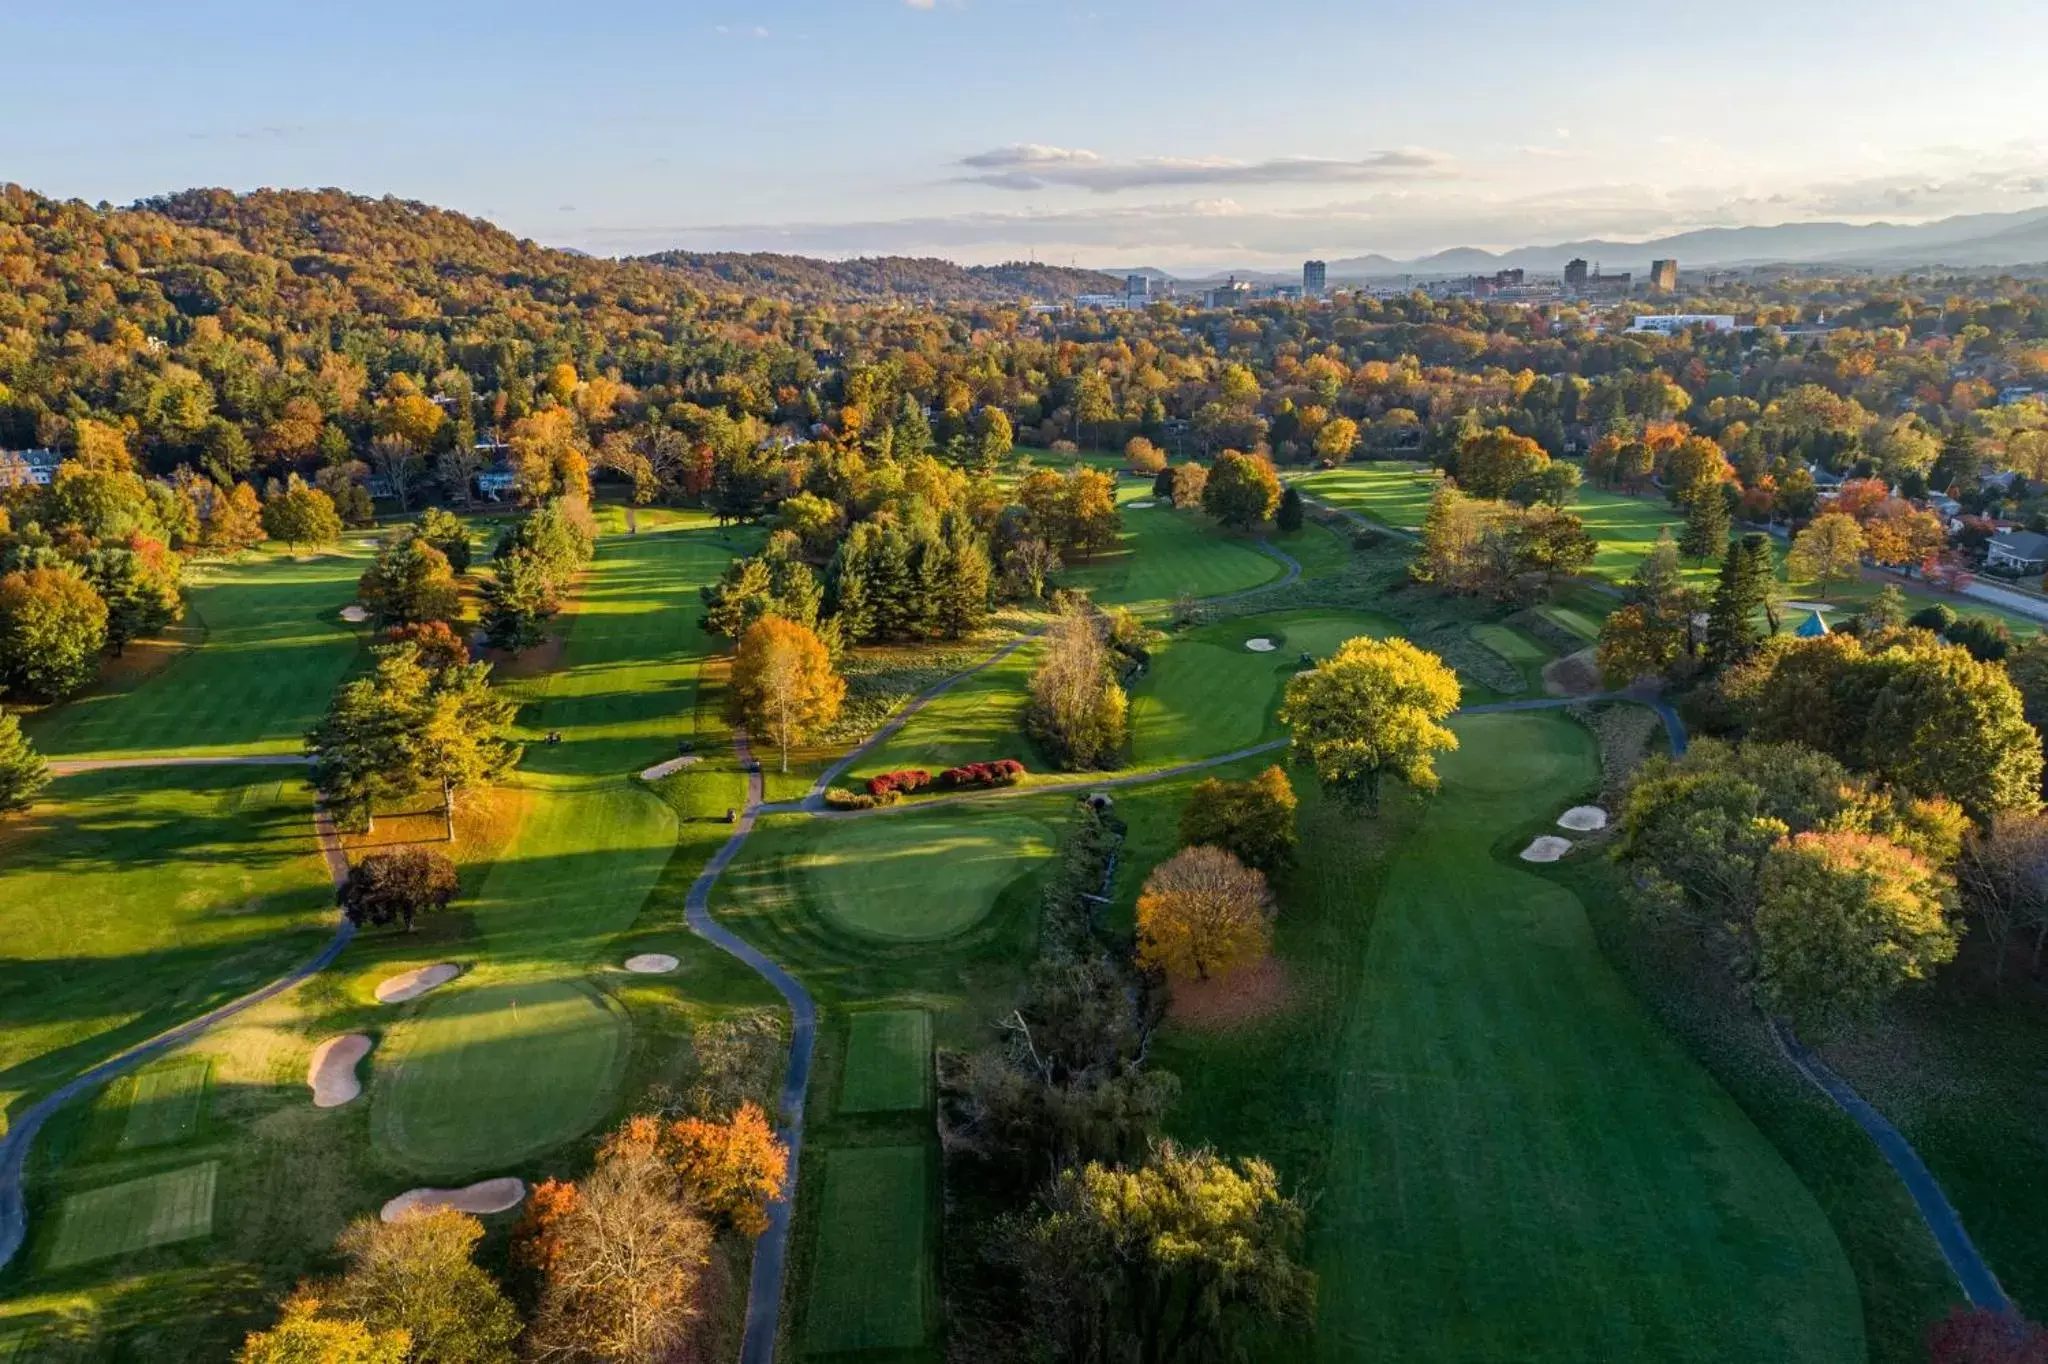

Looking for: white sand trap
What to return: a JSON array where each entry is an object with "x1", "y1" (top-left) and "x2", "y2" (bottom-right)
[
  {"x1": 1244, "y1": 637, "x2": 1277, "y2": 653},
  {"x1": 1127, "y1": 499, "x2": 1157, "y2": 509},
  {"x1": 339, "y1": 604, "x2": 370, "y2": 623},
  {"x1": 1557, "y1": 805, "x2": 1608, "y2": 832},
  {"x1": 374, "y1": 963, "x2": 460, "y2": 1004},
  {"x1": 381, "y1": 1177, "x2": 527, "y2": 1223},
  {"x1": 623, "y1": 953, "x2": 679, "y2": 974},
  {"x1": 1519, "y1": 836, "x2": 1573, "y2": 863},
  {"x1": 306, "y1": 1034, "x2": 372, "y2": 1108},
  {"x1": 639, "y1": 755, "x2": 700, "y2": 781}
]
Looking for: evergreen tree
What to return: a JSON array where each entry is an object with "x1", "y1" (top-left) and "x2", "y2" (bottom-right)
[
  {"x1": 1706, "y1": 532, "x2": 1776, "y2": 667},
  {"x1": 1276, "y1": 485, "x2": 1305, "y2": 532},
  {"x1": 937, "y1": 515, "x2": 992, "y2": 638},
  {"x1": 480, "y1": 548, "x2": 559, "y2": 653},
  {"x1": 1931, "y1": 427, "x2": 1982, "y2": 496},
  {"x1": 0, "y1": 706, "x2": 50, "y2": 816},
  {"x1": 1678, "y1": 484, "x2": 1730, "y2": 562},
  {"x1": 893, "y1": 393, "x2": 933, "y2": 459}
]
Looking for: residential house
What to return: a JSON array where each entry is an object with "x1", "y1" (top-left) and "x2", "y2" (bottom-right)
[
  {"x1": 476, "y1": 460, "x2": 517, "y2": 500},
  {"x1": 0, "y1": 448, "x2": 63, "y2": 487},
  {"x1": 1984, "y1": 529, "x2": 2048, "y2": 575}
]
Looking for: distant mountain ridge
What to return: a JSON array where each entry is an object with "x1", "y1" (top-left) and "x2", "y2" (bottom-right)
[
  {"x1": 1118, "y1": 205, "x2": 2048, "y2": 284},
  {"x1": 635, "y1": 250, "x2": 1119, "y2": 303}
]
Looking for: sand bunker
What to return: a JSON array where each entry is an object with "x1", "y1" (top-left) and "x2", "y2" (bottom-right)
[
  {"x1": 339, "y1": 604, "x2": 371, "y2": 623},
  {"x1": 623, "y1": 953, "x2": 679, "y2": 974},
  {"x1": 1127, "y1": 499, "x2": 1157, "y2": 509},
  {"x1": 306, "y1": 1034, "x2": 372, "y2": 1108},
  {"x1": 381, "y1": 1177, "x2": 527, "y2": 1223},
  {"x1": 1557, "y1": 805, "x2": 1608, "y2": 832},
  {"x1": 374, "y1": 963, "x2": 460, "y2": 1004},
  {"x1": 638, "y1": 756, "x2": 700, "y2": 781},
  {"x1": 1244, "y1": 637, "x2": 1277, "y2": 653},
  {"x1": 1519, "y1": 836, "x2": 1572, "y2": 863}
]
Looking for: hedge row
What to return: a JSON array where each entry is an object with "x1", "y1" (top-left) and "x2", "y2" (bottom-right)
[
  {"x1": 867, "y1": 769, "x2": 933, "y2": 797},
  {"x1": 940, "y1": 759, "x2": 1026, "y2": 790}
]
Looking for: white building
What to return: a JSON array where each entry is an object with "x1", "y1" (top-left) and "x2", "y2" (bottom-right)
[
  {"x1": 1626, "y1": 314, "x2": 1739, "y2": 335},
  {"x1": 0, "y1": 448, "x2": 63, "y2": 487}
]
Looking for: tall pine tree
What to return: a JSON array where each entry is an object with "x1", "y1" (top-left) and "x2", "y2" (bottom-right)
[
  {"x1": 1678, "y1": 485, "x2": 1731, "y2": 563},
  {"x1": 1706, "y1": 532, "x2": 1778, "y2": 667}
]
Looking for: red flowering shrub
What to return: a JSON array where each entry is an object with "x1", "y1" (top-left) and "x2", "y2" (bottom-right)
[
  {"x1": 866, "y1": 769, "x2": 932, "y2": 797},
  {"x1": 938, "y1": 759, "x2": 1026, "y2": 790}
]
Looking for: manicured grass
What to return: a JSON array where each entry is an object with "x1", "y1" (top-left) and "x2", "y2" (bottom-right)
[
  {"x1": 838, "y1": 1011, "x2": 932, "y2": 1114},
  {"x1": 1571, "y1": 484, "x2": 1692, "y2": 582},
  {"x1": 1129, "y1": 610, "x2": 1393, "y2": 767},
  {"x1": 803, "y1": 811, "x2": 1054, "y2": 943},
  {"x1": 1470, "y1": 623, "x2": 1548, "y2": 666},
  {"x1": 1058, "y1": 501, "x2": 1285, "y2": 609},
  {"x1": 1144, "y1": 712, "x2": 1863, "y2": 1363},
  {"x1": 466, "y1": 783, "x2": 679, "y2": 969},
  {"x1": 511, "y1": 517, "x2": 747, "y2": 777},
  {"x1": 846, "y1": 641, "x2": 1042, "y2": 787},
  {"x1": 117, "y1": 1060, "x2": 210, "y2": 1151},
  {"x1": 26, "y1": 548, "x2": 369, "y2": 760},
  {"x1": 1535, "y1": 603, "x2": 1602, "y2": 641},
  {"x1": 1297, "y1": 463, "x2": 1445, "y2": 533},
  {"x1": 371, "y1": 977, "x2": 629, "y2": 1177},
  {"x1": 46, "y1": 1163, "x2": 219, "y2": 1271},
  {"x1": 0, "y1": 767, "x2": 335, "y2": 1102},
  {"x1": 803, "y1": 1145, "x2": 931, "y2": 1354}
]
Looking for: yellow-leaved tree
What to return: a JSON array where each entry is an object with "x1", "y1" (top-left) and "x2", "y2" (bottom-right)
[
  {"x1": 1785, "y1": 511, "x2": 1865, "y2": 599},
  {"x1": 1136, "y1": 845, "x2": 1275, "y2": 982},
  {"x1": 1279, "y1": 636, "x2": 1460, "y2": 813},
  {"x1": 731, "y1": 615, "x2": 844, "y2": 773}
]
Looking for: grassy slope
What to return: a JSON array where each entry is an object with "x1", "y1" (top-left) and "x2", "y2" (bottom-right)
[
  {"x1": 25, "y1": 547, "x2": 370, "y2": 760},
  {"x1": 1141, "y1": 713, "x2": 1863, "y2": 1364},
  {"x1": 1058, "y1": 495, "x2": 1285, "y2": 611},
  {"x1": 0, "y1": 767, "x2": 334, "y2": 1107}
]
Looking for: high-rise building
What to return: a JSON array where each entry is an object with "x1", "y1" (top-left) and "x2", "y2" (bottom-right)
[
  {"x1": 1650, "y1": 259, "x2": 1679, "y2": 293},
  {"x1": 1125, "y1": 273, "x2": 1149, "y2": 302},
  {"x1": 1563, "y1": 258, "x2": 1590, "y2": 292},
  {"x1": 1303, "y1": 259, "x2": 1327, "y2": 297}
]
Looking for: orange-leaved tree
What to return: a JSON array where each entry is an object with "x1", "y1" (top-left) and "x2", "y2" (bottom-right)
[
  {"x1": 1136, "y1": 845, "x2": 1275, "y2": 983},
  {"x1": 731, "y1": 615, "x2": 844, "y2": 773}
]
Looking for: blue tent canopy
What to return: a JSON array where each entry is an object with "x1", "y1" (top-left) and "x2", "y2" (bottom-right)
[{"x1": 1794, "y1": 608, "x2": 1830, "y2": 638}]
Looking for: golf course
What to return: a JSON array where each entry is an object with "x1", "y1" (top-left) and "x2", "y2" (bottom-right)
[{"x1": 0, "y1": 484, "x2": 1995, "y2": 1364}]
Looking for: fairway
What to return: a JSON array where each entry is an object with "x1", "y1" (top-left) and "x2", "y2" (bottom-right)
[
  {"x1": 1058, "y1": 501, "x2": 1284, "y2": 608},
  {"x1": 372, "y1": 978, "x2": 628, "y2": 1176},
  {"x1": 467, "y1": 784, "x2": 679, "y2": 967},
  {"x1": 803, "y1": 1145, "x2": 930, "y2": 1354},
  {"x1": 803, "y1": 811, "x2": 1053, "y2": 942},
  {"x1": 26, "y1": 549, "x2": 368, "y2": 761},
  {"x1": 1314, "y1": 711, "x2": 1861, "y2": 1362},
  {"x1": 118, "y1": 1059, "x2": 210, "y2": 1150},
  {"x1": 1297, "y1": 463, "x2": 1445, "y2": 532},
  {"x1": 839, "y1": 1010, "x2": 931, "y2": 1113},
  {"x1": 1470, "y1": 623, "x2": 1548, "y2": 665},
  {"x1": 46, "y1": 1163, "x2": 219, "y2": 1270},
  {"x1": 514, "y1": 519, "x2": 739, "y2": 777},
  {"x1": 0, "y1": 767, "x2": 335, "y2": 1098}
]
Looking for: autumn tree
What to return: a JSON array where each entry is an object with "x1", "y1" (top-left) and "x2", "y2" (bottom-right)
[
  {"x1": 205, "y1": 480, "x2": 267, "y2": 553},
  {"x1": 339, "y1": 847, "x2": 460, "y2": 930},
  {"x1": 1451, "y1": 425, "x2": 1548, "y2": 501},
  {"x1": 366, "y1": 435, "x2": 426, "y2": 513},
  {"x1": 1280, "y1": 636, "x2": 1460, "y2": 812},
  {"x1": 1178, "y1": 765, "x2": 1298, "y2": 872},
  {"x1": 1598, "y1": 533, "x2": 1701, "y2": 685},
  {"x1": 507, "y1": 407, "x2": 591, "y2": 503},
  {"x1": 1024, "y1": 599, "x2": 1128, "y2": 770},
  {"x1": 237, "y1": 1291, "x2": 411, "y2": 1364},
  {"x1": 1313, "y1": 416, "x2": 1359, "y2": 463},
  {"x1": 0, "y1": 707, "x2": 50, "y2": 816},
  {"x1": 413, "y1": 505, "x2": 474, "y2": 574},
  {"x1": 519, "y1": 1136, "x2": 712, "y2": 1364},
  {"x1": 1754, "y1": 830, "x2": 1958, "y2": 1030},
  {"x1": 1956, "y1": 813, "x2": 2048, "y2": 979},
  {"x1": 1785, "y1": 511, "x2": 1865, "y2": 599},
  {"x1": 0, "y1": 566, "x2": 108, "y2": 701},
  {"x1": 357, "y1": 535, "x2": 460, "y2": 626},
  {"x1": 1004, "y1": 1142, "x2": 1316, "y2": 1364},
  {"x1": 1168, "y1": 461, "x2": 1208, "y2": 509},
  {"x1": 731, "y1": 615, "x2": 844, "y2": 773},
  {"x1": 1123, "y1": 436, "x2": 1166, "y2": 474},
  {"x1": 261, "y1": 475, "x2": 344, "y2": 552},
  {"x1": 1201, "y1": 450, "x2": 1282, "y2": 530},
  {"x1": 664, "y1": 1101, "x2": 790, "y2": 1237},
  {"x1": 1137, "y1": 845, "x2": 1275, "y2": 982},
  {"x1": 322, "y1": 1211, "x2": 520, "y2": 1364}
]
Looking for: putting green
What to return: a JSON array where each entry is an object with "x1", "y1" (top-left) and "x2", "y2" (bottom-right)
[
  {"x1": 1471, "y1": 623, "x2": 1548, "y2": 666},
  {"x1": 371, "y1": 978, "x2": 628, "y2": 1176},
  {"x1": 840, "y1": 1010, "x2": 932, "y2": 1114},
  {"x1": 1276, "y1": 612, "x2": 1394, "y2": 662},
  {"x1": 804, "y1": 1145, "x2": 931, "y2": 1353},
  {"x1": 803, "y1": 811, "x2": 1053, "y2": 943},
  {"x1": 118, "y1": 1059, "x2": 210, "y2": 1150},
  {"x1": 47, "y1": 1163, "x2": 219, "y2": 1270}
]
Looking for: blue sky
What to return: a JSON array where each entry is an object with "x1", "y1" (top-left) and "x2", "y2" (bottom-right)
[{"x1": 3, "y1": 0, "x2": 2043, "y2": 267}]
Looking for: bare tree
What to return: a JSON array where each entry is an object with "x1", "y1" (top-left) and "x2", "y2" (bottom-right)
[
  {"x1": 367, "y1": 435, "x2": 425, "y2": 513},
  {"x1": 1958, "y1": 812, "x2": 2048, "y2": 982}
]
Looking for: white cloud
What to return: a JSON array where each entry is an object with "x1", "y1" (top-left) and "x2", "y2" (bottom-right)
[{"x1": 953, "y1": 144, "x2": 1454, "y2": 193}]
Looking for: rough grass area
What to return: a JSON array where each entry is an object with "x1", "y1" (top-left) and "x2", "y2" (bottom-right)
[
  {"x1": 371, "y1": 977, "x2": 629, "y2": 1176},
  {"x1": 1139, "y1": 712, "x2": 1864, "y2": 1363},
  {"x1": 117, "y1": 1060, "x2": 211, "y2": 1151},
  {"x1": 846, "y1": 640, "x2": 1042, "y2": 786},
  {"x1": 46, "y1": 1163, "x2": 219, "y2": 1271},
  {"x1": 803, "y1": 1145, "x2": 931, "y2": 1354},
  {"x1": 0, "y1": 767, "x2": 334, "y2": 1102},
  {"x1": 803, "y1": 811, "x2": 1055, "y2": 943},
  {"x1": 1057, "y1": 498, "x2": 1285, "y2": 609},
  {"x1": 838, "y1": 1011, "x2": 932, "y2": 1114},
  {"x1": 25, "y1": 548, "x2": 369, "y2": 760}
]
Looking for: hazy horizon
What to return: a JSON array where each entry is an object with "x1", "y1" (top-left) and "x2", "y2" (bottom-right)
[{"x1": 6, "y1": 0, "x2": 2045, "y2": 269}]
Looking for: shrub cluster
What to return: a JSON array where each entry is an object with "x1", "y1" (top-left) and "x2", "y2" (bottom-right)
[
  {"x1": 824, "y1": 787, "x2": 899, "y2": 810},
  {"x1": 866, "y1": 768, "x2": 932, "y2": 797},
  {"x1": 938, "y1": 759, "x2": 1026, "y2": 790}
]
